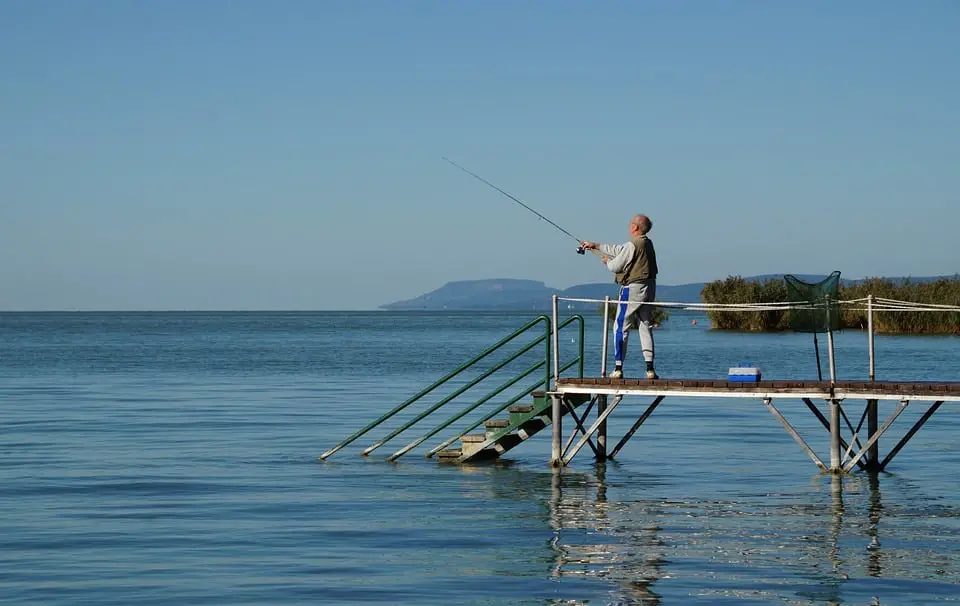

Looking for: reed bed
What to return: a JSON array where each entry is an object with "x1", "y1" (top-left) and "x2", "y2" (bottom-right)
[{"x1": 700, "y1": 276, "x2": 960, "y2": 334}]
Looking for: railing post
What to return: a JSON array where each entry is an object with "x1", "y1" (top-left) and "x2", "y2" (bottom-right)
[
  {"x1": 550, "y1": 296, "x2": 561, "y2": 467},
  {"x1": 551, "y1": 295, "x2": 560, "y2": 387},
  {"x1": 577, "y1": 315, "x2": 584, "y2": 378},
  {"x1": 544, "y1": 316, "x2": 551, "y2": 398},
  {"x1": 827, "y1": 330, "x2": 837, "y2": 383},
  {"x1": 826, "y1": 295, "x2": 837, "y2": 384},
  {"x1": 601, "y1": 296, "x2": 610, "y2": 377},
  {"x1": 598, "y1": 295, "x2": 610, "y2": 460},
  {"x1": 867, "y1": 294, "x2": 875, "y2": 382}
]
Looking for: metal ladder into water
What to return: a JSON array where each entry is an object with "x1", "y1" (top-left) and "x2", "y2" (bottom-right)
[{"x1": 319, "y1": 314, "x2": 591, "y2": 464}]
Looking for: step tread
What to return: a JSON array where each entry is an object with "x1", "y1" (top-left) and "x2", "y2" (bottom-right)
[
  {"x1": 483, "y1": 419, "x2": 510, "y2": 428},
  {"x1": 445, "y1": 391, "x2": 593, "y2": 464},
  {"x1": 437, "y1": 449, "x2": 462, "y2": 458}
]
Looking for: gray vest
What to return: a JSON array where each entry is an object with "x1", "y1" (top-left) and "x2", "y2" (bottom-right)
[{"x1": 614, "y1": 235, "x2": 658, "y2": 286}]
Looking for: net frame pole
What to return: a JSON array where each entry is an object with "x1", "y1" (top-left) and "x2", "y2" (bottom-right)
[{"x1": 826, "y1": 295, "x2": 837, "y2": 384}]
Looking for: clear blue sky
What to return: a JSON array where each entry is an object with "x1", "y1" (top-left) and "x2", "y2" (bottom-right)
[{"x1": 2, "y1": 1, "x2": 958, "y2": 310}]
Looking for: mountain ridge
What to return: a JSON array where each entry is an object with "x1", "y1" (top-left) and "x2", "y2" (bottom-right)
[{"x1": 380, "y1": 274, "x2": 958, "y2": 311}]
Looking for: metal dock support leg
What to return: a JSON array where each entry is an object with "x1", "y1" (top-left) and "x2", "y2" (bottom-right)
[
  {"x1": 829, "y1": 399, "x2": 842, "y2": 473},
  {"x1": 610, "y1": 395, "x2": 665, "y2": 459},
  {"x1": 561, "y1": 398, "x2": 598, "y2": 459},
  {"x1": 563, "y1": 395, "x2": 624, "y2": 466},
  {"x1": 762, "y1": 398, "x2": 826, "y2": 471},
  {"x1": 843, "y1": 399, "x2": 910, "y2": 473},
  {"x1": 879, "y1": 401, "x2": 943, "y2": 471},
  {"x1": 597, "y1": 395, "x2": 607, "y2": 460},
  {"x1": 866, "y1": 399, "x2": 879, "y2": 471},
  {"x1": 801, "y1": 398, "x2": 867, "y2": 471},
  {"x1": 550, "y1": 394, "x2": 563, "y2": 467}
]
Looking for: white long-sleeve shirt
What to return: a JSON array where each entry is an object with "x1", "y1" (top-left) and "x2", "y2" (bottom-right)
[{"x1": 596, "y1": 241, "x2": 637, "y2": 274}]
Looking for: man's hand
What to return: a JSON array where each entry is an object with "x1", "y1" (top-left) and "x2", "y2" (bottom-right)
[
  {"x1": 579, "y1": 241, "x2": 597, "y2": 251},
  {"x1": 601, "y1": 256, "x2": 609, "y2": 264}
]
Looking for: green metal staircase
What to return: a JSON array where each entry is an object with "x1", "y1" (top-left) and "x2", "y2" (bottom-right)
[
  {"x1": 319, "y1": 314, "x2": 587, "y2": 463},
  {"x1": 437, "y1": 390, "x2": 592, "y2": 463}
]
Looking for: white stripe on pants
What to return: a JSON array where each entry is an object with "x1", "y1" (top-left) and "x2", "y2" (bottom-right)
[{"x1": 613, "y1": 280, "x2": 656, "y2": 365}]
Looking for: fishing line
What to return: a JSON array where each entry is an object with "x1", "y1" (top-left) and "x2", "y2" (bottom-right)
[{"x1": 442, "y1": 157, "x2": 590, "y2": 255}]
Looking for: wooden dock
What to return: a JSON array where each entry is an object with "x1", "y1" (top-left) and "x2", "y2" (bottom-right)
[
  {"x1": 548, "y1": 378, "x2": 960, "y2": 473},
  {"x1": 556, "y1": 378, "x2": 960, "y2": 401},
  {"x1": 321, "y1": 293, "x2": 960, "y2": 474}
]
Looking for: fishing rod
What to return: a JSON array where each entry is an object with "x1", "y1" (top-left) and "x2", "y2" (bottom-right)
[{"x1": 442, "y1": 157, "x2": 593, "y2": 256}]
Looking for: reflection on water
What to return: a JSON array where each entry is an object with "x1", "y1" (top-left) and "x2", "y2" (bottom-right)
[
  {"x1": 548, "y1": 463, "x2": 666, "y2": 604},
  {"x1": 533, "y1": 462, "x2": 959, "y2": 604},
  {"x1": 867, "y1": 473, "x2": 884, "y2": 578}
]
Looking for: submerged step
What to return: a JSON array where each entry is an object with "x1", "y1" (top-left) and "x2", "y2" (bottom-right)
[
  {"x1": 437, "y1": 448, "x2": 462, "y2": 459},
  {"x1": 458, "y1": 446, "x2": 500, "y2": 463}
]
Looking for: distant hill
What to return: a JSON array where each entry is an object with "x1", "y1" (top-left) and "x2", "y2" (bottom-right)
[
  {"x1": 384, "y1": 279, "x2": 560, "y2": 311},
  {"x1": 380, "y1": 278, "x2": 708, "y2": 311},
  {"x1": 379, "y1": 274, "x2": 959, "y2": 311}
]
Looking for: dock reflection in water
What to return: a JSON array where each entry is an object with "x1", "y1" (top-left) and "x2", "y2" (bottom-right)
[
  {"x1": 547, "y1": 463, "x2": 667, "y2": 604},
  {"x1": 530, "y1": 462, "x2": 957, "y2": 605}
]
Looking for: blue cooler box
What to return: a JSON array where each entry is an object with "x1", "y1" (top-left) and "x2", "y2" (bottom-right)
[{"x1": 728, "y1": 364, "x2": 762, "y2": 382}]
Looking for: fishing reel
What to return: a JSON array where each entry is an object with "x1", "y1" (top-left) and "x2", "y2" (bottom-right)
[{"x1": 576, "y1": 245, "x2": 585, "y2": 255}]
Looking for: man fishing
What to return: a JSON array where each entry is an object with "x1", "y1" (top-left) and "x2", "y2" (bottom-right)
[
  {"x1": 580, "y1": 214, "x2": 659, "y2": 380},
  {"x1": 440, "y1": 159, "x2": 660, "y2": 379}
]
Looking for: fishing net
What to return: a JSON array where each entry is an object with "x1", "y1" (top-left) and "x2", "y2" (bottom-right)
[{"x1": 784, "y1": 271, "x2": 841, "y2": 333}]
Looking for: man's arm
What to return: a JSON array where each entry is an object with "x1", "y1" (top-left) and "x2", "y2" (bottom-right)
[
  {"x1": 580, "y1": 241, "x2": 634, "y2": 273},
  {"x1": 596, "y1": 243, "x2": 625, "y2": 258},
  {"x1": 604, "y1": 241, "x2": 635, "y2": 273}
]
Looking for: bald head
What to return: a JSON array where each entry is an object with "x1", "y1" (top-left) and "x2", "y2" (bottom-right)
[{"x1": 631, "y1": 214, "x2": 652, "y2": 235}]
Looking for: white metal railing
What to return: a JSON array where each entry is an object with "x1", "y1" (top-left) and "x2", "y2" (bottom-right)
[
  {"x1": 555, "y1": 296, "x2": 960, "y2": 313},
  {"x1": 549, "y1": 293, "x2": 960, "y2": 387}
]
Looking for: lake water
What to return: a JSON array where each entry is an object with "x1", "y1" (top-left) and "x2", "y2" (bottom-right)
[{"x1": 1, "y1": 311, "x2": 958, "y2": 605}]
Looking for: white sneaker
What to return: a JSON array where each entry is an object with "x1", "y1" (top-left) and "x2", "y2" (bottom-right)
[
  {"x1": 609, "y1": 369, "x2": 623, "y2": 379},
  {"x1": 646, "y1": 369, "x2": 659, "y2": 380}
]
